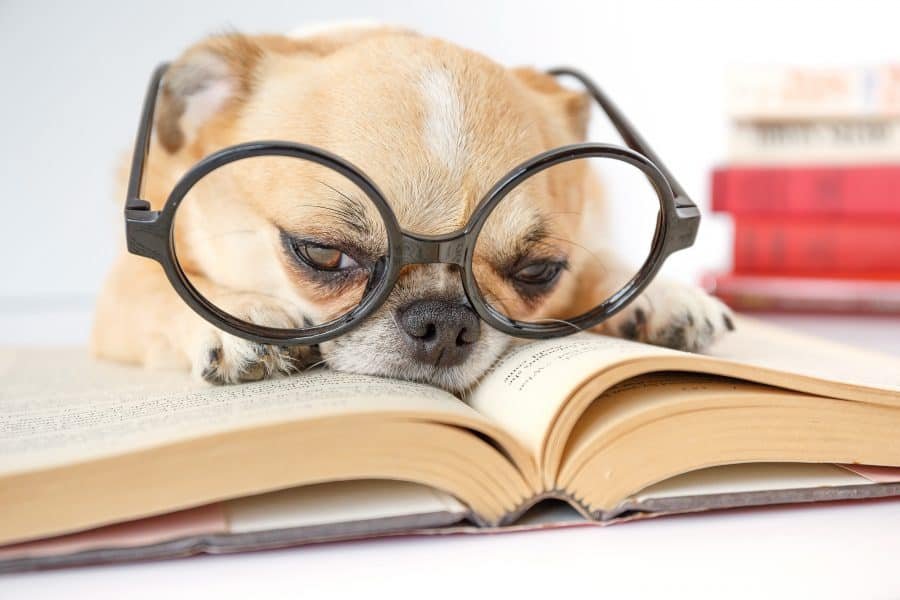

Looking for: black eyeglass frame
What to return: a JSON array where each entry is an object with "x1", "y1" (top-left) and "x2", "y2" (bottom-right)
[{"x1": 124, "y1": 63, "x2": 700, "y2": 346}]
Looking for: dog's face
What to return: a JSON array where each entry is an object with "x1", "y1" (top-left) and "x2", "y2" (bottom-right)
[{"x1": 145, "y1": 27, "x2": 601, "y2": 391}]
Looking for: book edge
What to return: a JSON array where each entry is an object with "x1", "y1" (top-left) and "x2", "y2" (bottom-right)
[
  {"x1": 0, "y1": 507, "x2": 469, "y2": 574},
  {"x1": 7, "y1": 481, "x2": 900, "y2": 574}
]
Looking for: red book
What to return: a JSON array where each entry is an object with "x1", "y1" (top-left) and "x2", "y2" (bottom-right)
[
  {"x1": 703, "y1": 272, "x2": 900, "y2": 315},
  {"x1": 733, "y1": 218, "x2": 900, "y2": 277},
  {"x1": 712, "y1": 165, "x2": 900, "y2": 217}
]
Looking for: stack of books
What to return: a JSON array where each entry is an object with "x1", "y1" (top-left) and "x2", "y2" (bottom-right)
[{"x1": 706, "y1": 65, "x2": 900, "y2": 315}]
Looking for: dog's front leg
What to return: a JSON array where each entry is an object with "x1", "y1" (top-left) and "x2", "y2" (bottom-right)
[
  {"x1": 583, "y1": 254, "x2": 735, "y2": 352},
  {"x1": 92, "y1": 254, "x2": 319, "y2": 383}
]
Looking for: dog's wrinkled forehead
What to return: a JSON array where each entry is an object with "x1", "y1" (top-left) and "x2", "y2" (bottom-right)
[{"x1": 240, "y1": 36, "x2": 578, "y2": 239}]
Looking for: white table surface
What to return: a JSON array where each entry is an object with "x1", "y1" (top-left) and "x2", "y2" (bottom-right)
[{"x1": 4, "y1": 307, "x2": 900, "y2": 600}]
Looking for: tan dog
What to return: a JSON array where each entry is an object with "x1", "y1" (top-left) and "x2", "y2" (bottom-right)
[{"x1": 93, "y1": 24, "x2": 733, "y2": 391}]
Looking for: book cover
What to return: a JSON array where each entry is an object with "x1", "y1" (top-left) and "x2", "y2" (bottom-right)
[
  {"x1": 732, "y1": 217, "x2": 900, "y2": 276},
  {"x1": 4, "y1": 464, "x2": 900, "y2": 573},
  {"x1": 726, "y1": 65, "x2": 900, "y2": 120},
  {"x1": 727, "y1": 121, "x2": 900, "y2": 165},
  {"x1": 704, "y1": 272, "x2": 900, "y2": 315},
  {"x1": 712, "y1": 164, "x2": 900, "y2": 217}
]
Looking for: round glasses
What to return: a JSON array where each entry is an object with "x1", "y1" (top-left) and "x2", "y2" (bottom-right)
[{"x1": 125, "y1": 64, "x2": 700, "y2": 346}]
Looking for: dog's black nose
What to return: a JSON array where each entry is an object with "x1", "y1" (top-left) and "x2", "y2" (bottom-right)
[{"x1": 397, "y1": 300, "x2": 481, "y2": 367}]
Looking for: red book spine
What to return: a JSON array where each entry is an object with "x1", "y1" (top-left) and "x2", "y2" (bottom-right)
[
  {"x1": 733, "y1": 218, "x2": 900, "y2": 277},
  {"x1": 711, "y1": 165, "x2": 900, "y2": 217},
  {"x1": 703, "y1": 272, "x2": 900, "y2": 315}
]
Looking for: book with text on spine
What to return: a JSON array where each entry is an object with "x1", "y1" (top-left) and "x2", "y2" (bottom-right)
[
  {"x1": 727, "y1": 121, "x2": 900, "y2": 165},
  {"x1": 732, "y1": 217, "x2": 900, "y2": 277},
  {"x1": 704, "y1": 272, "x2": 900, "y2": 315},
  {"x1": 712, "y1": 164, "x2": 900, "y2": 217},
  {"x1": 726, "y1": 65, "x2": 900, "y2": 121},
  {"x1": 3, "y1": 319, "x2": 900, "y2": 572}
]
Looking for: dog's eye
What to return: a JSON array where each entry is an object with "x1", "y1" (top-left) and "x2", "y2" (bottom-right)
[
  {"x1": 512, "y1": 260, "x2": 566, "y2": 286},
  {"x1": 292, "y1": 241, "x2": 359, "y2": 271}
]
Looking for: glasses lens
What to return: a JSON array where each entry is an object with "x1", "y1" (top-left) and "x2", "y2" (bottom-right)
[
  {"x1": 172, "y1": 154, "x2": 390, "y2": 336},
  {"x1": 472, "y1": 155, "x2": 661, "y2": 328}
]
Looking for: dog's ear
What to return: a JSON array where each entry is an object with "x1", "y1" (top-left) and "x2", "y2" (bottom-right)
[
  {"x1": 156, "y1": 26, "x2": 414, "y2": 154},
  {"x1": 155, "y1": 34, "x2": 265, "y2": 154},
  {"x1": 512, "y1": 67, "x2": 590, "y2": 140}
]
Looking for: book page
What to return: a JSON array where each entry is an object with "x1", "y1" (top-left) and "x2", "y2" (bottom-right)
[
  {"x1": 467, "y1": 335, "x2": 676, "y2": 457},
  {"x1": 227, "y1": 479, "x2": 466, "y2": 533},
  {"x1": 0, "y1": 348, "x2": 485, "y2": 476},
  {"x1": 707, "y1": 318, "x2": 900, "y2": 393},
  {"x1": 609, "y1": 462, "x2": 900, "y2": 522},
  {"x1": 632, "y1": 463, "x2": 872, "y2": 502},
  {"x1": 467, "y1": 317, "x2": 900, "y2": 460}
]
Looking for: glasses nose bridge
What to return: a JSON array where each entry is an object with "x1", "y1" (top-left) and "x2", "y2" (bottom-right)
[{"x1": 400, "y1": 231, "x2": 469, "y2": 267}]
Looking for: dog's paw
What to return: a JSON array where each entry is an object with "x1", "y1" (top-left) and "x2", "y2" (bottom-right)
[
  {"x1": 188, "y1": 295, "x2": 320, "y2": 385},
  {"x1": 605, "y1": 280, "x2": 735, "y2": 352}
]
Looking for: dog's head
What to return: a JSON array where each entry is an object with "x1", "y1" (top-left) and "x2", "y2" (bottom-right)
[{"x1": 145, "y1": 26, "x2": 606, "y2": 391}]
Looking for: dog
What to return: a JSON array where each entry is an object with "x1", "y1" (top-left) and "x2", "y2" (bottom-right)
[{"x1": 92, "y1": 24, "x2": 734, "y2": 392}]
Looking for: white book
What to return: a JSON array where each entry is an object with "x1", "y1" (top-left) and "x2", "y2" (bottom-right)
[
  {"x1": 726, "y1": 65, "x2": 900, "y2": 120},
  {"x1": 727, "y1": 119, "x2": 900, "y2": 164}
]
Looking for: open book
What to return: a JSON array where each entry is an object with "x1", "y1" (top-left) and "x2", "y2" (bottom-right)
[{"x1": 3, "y1": 318, "x2": 900, "y2": 572}]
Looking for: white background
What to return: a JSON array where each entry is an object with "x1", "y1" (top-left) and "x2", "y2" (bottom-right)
[{"x1": 4, "y1": 1, "x2": 900, "y2": 598}]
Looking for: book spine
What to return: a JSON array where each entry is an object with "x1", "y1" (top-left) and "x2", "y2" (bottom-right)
[
  {"x1": 703, "y1": 272, "x2": 900, "y2": 315},
  {"x1": 711, "y1": 165, "x2": 900, "y2": 217},
  {"x1": 726, "y1": 65, "x2": 900, "y2": 120},
  {"x1": 732, "y1": 218, "x2": 900, "y2": 276},
  {"x1": 727, "y1": 121, "x2": 900, "y2": 165}
]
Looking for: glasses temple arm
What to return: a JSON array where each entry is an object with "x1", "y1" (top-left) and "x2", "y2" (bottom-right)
[
  {"x1": 126, "y1": 62, "x2": 170, "y2": 211},
  {"x1": 547, "y1": 67, "x2": 693, "y2": 207}
]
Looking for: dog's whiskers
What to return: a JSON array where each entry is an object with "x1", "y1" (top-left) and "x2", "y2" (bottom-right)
[
  {"x1": 525, "y1": 316, "x2": 582, "y2": 331},
  {"x1": 303, "y1": 357, "x2": 330, "y2": 370},
  {"x1": 543, "y1": 234, "x2": 613, "y2": 277}
]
